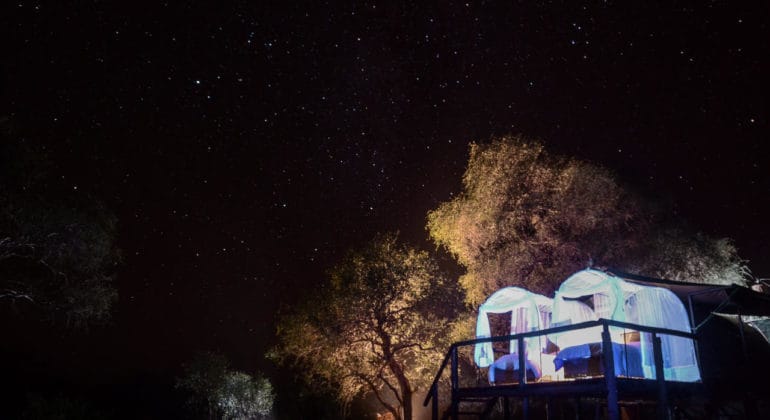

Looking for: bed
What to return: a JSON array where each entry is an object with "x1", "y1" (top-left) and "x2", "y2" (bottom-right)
[
  {"x1": 488, "y1": 353, "x2": 542, "y2": 384},
  {"x1": 473, "y1": 287, "x2": 554, "y2": 384},
  {"x1": 549, "y1": 269, "x2": 702, "y2": 382},
  {"x1": 554, "y1": 341, "x2": 643, "y2": 378}
]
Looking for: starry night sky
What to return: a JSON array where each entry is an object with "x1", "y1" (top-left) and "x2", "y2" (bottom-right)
[{"x1": 2, "y1": 0, "x2": 769, "y2": 413}]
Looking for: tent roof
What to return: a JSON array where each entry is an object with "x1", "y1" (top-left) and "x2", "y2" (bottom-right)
[
  {"x1": 479, "y1": 286, "x2": 552, "y2": 312},
  {"x1": 607, "y1": 269, "x2": 770, "y2": 317},
  {"x1": 555, "y1": 269, "x2": 642, "y2": 299}
]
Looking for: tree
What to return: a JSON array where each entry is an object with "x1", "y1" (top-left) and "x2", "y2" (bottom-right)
[
  {"x1": 631, "y1": 229, "x2": 750, "y2": 284},
  {"x1": 217, "y1": 371, "x2": 274, "y2": 420},
  {"x1": 427, "y1": 135, "x2": 749, "y2": 306},
  {"x1": 273, "y1": 233, "x2": 464, "y2": 420},
  {"x1": 176, "y1": 351, "x2": 274, "y2": 419},
  {"x1": 0, "y1": 118, "x2": 120, "y2": 326},
  {"x1": 177, "y1": 352, "x2": 230, "y2": 419},
  {"x1": 20, "y1": 393, "x2": 109, "y2": 420}
]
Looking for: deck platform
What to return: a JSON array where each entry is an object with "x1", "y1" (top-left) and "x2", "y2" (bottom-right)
[
  {"x1": 424, "y1": 319, "x2": 705, "y2": 420},
  {"x1": 456, "y1": 377, "x2": 704, "y2": 400}
]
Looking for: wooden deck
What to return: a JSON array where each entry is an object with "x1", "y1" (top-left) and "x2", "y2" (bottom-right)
[
  {"x1": 456, "y1": 377, "x2": 703, "y2": 400},
  {"x1": 424, "y1": 319, "x2": 704, "y2": 420},
  {"x1": 445, "y1": 378, "x2": 706, "y2": 420}
]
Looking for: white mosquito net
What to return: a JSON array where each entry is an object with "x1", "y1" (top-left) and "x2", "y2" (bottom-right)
[
  {"x1": 550, "y1": 269, "x2": 701, "y2": 382},
  {"x1": 474, "y1": 287, "x2": 553, "y2": 368}
]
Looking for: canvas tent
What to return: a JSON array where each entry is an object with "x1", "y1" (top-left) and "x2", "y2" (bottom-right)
[
  {"x1": 605, "y1": 270, "x2": 770, "y2": 391},
  {"x1": 474, "y1": 287, "x2": 552, "y2": 368},
  {"x1": 550, "y1": 269, "x2": 701, "y2": 382}
]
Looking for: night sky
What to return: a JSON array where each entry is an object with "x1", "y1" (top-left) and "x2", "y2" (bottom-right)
[{"x1": 2, "y1": 1, "x2": 769, "y2": 415}]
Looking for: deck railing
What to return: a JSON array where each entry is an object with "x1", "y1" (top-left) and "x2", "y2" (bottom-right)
[{"x1": 423, "y1": 318, "x2": 698, "y2": 420}]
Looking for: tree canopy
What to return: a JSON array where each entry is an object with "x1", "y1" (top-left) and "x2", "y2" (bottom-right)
[
  {"x1": 427, "y1": 135, "x2": 749, "y2": 306},
  {"x1": 0, "y1": 119, "x2": 120, "y2": 326},
  {"x1": 273, "y1": 233, "x2": 464, "y2": 420},
  {"x1": 176, "y1": 351, "x2": 274, "y2": 419}
]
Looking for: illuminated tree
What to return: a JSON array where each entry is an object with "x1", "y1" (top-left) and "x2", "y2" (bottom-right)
[
  {"x1": 176, "y1": 351, "x2": 274, "y2": 419},
  {"x1": 217, "y1": 372, "x2": 274, "y2": 419},
  {"x1": 273, "y1": 233, "x2": 463, "y2": 420},
  {"x1": 0, "y1": 119, "x2": 120, "y2": 327},
  {"x1": 631, "y1": 229, "x2": 750, "y2": 285},
  {"x1": 427, "y1": 135, "x2": 749, "y2": 306}
]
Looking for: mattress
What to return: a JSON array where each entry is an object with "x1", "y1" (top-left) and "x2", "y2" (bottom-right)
[
  {"x1": 488, "y1": 353, "x2": 542, "y2": 384},
  {"x1": 554, "y1": 342, "x2": 643, "y2": 378}
]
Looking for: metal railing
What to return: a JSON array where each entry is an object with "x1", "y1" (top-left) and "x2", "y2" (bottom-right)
[{"x1": 423, "y1": 319, "x2": 698, "y2": 420}]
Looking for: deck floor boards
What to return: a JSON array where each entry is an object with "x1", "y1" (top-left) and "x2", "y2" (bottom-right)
[{"x1": 456, "y1": 377, "x2": 704, "y2": 401}]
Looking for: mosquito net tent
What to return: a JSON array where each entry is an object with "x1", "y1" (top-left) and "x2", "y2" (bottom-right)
[
  {"x1": 474, "y1": 287, "x2": 553, "y2": 368},
  {"x1": 550, "y1": 269, "x2": 701, "y2": 382}
]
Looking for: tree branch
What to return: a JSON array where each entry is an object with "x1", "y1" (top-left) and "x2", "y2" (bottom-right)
[
  {"x1": 0, "y1": 290, "x2": 35, "y2": 302},
  {"x1": 359, "y1": 374, "x2": 400, "y2": 420},
  {"x1": 377, "y1": 370, "x2": 403, "y2": 406}
]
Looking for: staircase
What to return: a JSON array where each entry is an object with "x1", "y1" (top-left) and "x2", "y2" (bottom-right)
[{"x1": 440, "y1": 396, "x2": 500, "y2": 420}]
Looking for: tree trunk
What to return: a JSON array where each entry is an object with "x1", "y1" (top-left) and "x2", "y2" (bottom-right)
[
  {"x1": 401, "y1": 387, "x2": 413, "y2": 420},
  {"x1": 386, "y1": 357, "x2": 413, "y2": 420},
  {"x1": 378, "y1": 325, "x2": 413, "y2": 420}
]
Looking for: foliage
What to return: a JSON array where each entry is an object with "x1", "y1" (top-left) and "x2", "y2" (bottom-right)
[
  {"x1": 0, "y1": 118, "x2": 120, "y2": 327},
  {"x1": 273, "y1": 233, "x2": 464, "y2": 420},
  {"x1": 217, "y1": 372, "x2": 274, "y2": 420},
  {"x1": 176, "y1": 351, "x2": 274, "y2": 419},
  {"x1": 631, "y1": 229, "x2": 750, "y2": 285},
  {"x1": 177, "y1": 351, "x2": 230, "y2": 418},
  {"x1": 427, "y1": 135, "x2": 749, "y2": 306},
  {"x1": 20, "y1": 393, "x2": 109, "y2": 420}
]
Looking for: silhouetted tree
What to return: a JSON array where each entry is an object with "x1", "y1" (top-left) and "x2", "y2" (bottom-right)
[
  {"x1": 20, "y1": 393, "x2": 109, "y2": 420},
  {"x1": 0, "y1": 118, "x2": 120, "y2": 326}
]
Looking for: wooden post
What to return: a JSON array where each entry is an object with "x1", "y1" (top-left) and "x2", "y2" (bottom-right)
[
  {"x1": 575, "y1": 397, "x2": 581, "y2": 420},
  {"x1": 518, "y1": 337, "x2": 529, "y2": 420},
  {"x1": 450, "y1": 346, "x2": 459, "y2": 420},
  {"x1": 504, "y1": 396, "x2": 510, "y2": 420},
  {"x1": 523, "y1": 396, "x2": 530, "y2": 420},
  {"x1": 518, "y1": 337, "x2": 527, "y2": 385},
  {"x1": 653, "y1": 334, "x2": 669, "y2": 420},
  {"x1": 601, "y1": 323, "x2": 619, "y2": 420}
]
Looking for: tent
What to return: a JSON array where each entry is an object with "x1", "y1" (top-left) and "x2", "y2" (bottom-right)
[
  {"x1": 474, "y1": 287, "x2": 552, "y2": 368},
  {"x1": 550, "y1": 269, "x2": 701, "y2": 382}
]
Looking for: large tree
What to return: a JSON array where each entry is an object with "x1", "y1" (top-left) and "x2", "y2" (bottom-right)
[
  {"x1": 427, "y1": 135, "x2": 749, "y2": 306},
  {"x1": 273, "y1": 233, "x2": 463, "y2": 420},
  {"x1": 0, "y1": 119, "x2": 120, "y2": 326}
]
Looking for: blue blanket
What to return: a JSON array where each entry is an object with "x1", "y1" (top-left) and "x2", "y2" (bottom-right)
[
  {"x1": 488, "y1": 353, "x2": 541, "y2": 383},
  {"x1": 554, "y1": 342, "x2": 643, "y2": 377}
]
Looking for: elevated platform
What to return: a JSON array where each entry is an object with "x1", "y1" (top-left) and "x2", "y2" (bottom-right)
[
  {"x1": 444, "y1": 378, "x2": 707, "y2": 420},
  {"x1": 424, "y1": 319, "x2": 704, "y2": 420},
  {"x1": 456, "y1": 377, "x2": 704, "y2": 401}
]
